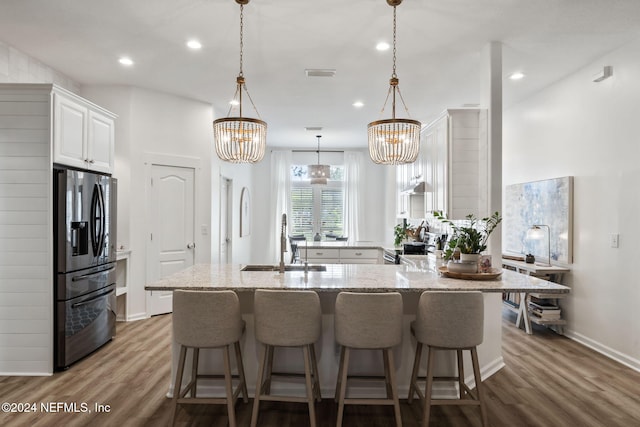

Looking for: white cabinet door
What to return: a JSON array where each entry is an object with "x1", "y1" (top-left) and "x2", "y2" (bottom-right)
[
  {"x1": 305, "y1": 248, "x2": 340, "y2": 264},
  {"x1": 88, "y1": 110, "x2": 115, "y2": 173},
  {"x1": 339, "y1": 248, "x2": 381, "y2": 264},
  {"x1": 53, "y1": 93, "x2": 87, "y2": 170},
  {"x1": 53, "y1": 90, "x2": 115, "y2": 174},
  {"x1": 422, "y1": 109, "x2": 486, "y2": 220}
]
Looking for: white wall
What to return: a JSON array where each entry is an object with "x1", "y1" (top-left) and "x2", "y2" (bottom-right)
[
  {"x1": 81, "y1": 86, "x2": 216, "y2": 320},
  {"x1": 503, "y1": 38, "x2": 640, "y2": 370},
  {"x1": 0, "y1": 41, "x2": 79, "y2": 92},
  {"x1": 214, "y1": 161, "x2": 254, "y2": 265}
]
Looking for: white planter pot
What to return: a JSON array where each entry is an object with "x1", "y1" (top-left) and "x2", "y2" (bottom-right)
[{"x1": 459, "y1": 253, "x2": 480, "y2": 263}]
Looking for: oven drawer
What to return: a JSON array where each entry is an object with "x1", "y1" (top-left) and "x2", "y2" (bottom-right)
[
  {"x1": 55, "y1": 284, "x2": 116, "y2": 370},
  {"x1": 56, "y1": 263, "x2": 116, "y2": 301}
]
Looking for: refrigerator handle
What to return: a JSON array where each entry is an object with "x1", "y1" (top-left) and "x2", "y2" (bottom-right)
[
  {"x1": 71, "y1": 287, "x2": 115, "y2": 308},
  {"x1": 71, "y1": 265, "x2": 116, "y2": 282}
]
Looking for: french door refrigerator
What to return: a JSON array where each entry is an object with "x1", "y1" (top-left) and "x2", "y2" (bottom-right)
[{"x1": 53, "y1": 167, "x2": 117, "y2": 370}]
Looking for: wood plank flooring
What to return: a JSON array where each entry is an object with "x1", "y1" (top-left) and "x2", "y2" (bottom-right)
[{"x1": 1, "y1": 310, "x2": 639, "y2": 426}]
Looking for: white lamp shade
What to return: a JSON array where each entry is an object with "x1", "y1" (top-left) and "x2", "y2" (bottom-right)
[
  {"x1": 213, "y1": 117, "x2": 267, "y2": 163},
  {"x1": 367, "y1": 118, "x2": 421, "y2": 165}
]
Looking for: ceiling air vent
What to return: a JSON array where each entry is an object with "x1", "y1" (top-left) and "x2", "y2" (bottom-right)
[
  {"x1": 305, "y1": 69, "x2": 336, "y2": 78},
  {"x1": 305, "y1": 127, "x2": 323, "y2": 131}
]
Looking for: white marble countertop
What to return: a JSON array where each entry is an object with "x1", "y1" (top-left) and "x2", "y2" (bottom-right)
[{"x1": 145, "y1": 262, "x2": 570, "y2": 294}]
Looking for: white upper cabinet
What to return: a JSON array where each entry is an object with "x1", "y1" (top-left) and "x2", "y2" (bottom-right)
[
  {"x1": 422, "y1": 109, "x2": 488, "y2": 220},
  {"x1": 87, "y1": 109, "x2": 115, "y2": 173},
  {"x1": 53, "y1": 88, "x2": 115, "y2": 173}
]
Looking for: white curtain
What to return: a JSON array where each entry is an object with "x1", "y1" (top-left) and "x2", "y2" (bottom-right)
[
  {"x1": 269, "y1": 150, "x2": 292, "y2": 262},
  {"x1": 343, "y1": 151, "x2": 362, "y2": 243}
]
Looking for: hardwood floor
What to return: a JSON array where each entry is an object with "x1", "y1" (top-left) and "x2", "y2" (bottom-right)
[{"x1": 1, "y1": 310, "x2": 640, "y2": 427}]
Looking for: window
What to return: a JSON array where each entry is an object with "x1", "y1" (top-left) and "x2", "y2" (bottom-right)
[{"x1": 290, "y1": 165, "x2": 344, "y2": 239}]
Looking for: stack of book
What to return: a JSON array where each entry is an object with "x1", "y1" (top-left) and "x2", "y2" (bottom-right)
[{"x1": 528, "y1": 297, "x2": 562, "y2": 321}]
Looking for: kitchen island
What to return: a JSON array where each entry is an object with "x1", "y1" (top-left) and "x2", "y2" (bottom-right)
[{"x1": 146, "y1": 261, "x2": 569, "y2": 398}]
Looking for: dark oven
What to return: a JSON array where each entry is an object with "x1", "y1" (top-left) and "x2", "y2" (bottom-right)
[{"x1": 403, "y1": 242, "x2": 428, "y2": 255}]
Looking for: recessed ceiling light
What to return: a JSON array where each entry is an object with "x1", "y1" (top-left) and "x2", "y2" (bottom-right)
[
  {"x1": 376, "y1": 42, "x2": 390, "y2": 51},
  {"x1": 118, "y1": 57, "x2": 134, "y2": 66},
  {"x1": 509, "y1": 71, "x2": 525, "y2": 80},
  {"x1": 353, "y1": 101, "x2": 364, "y2": 108},
  {"x1": 186, "y1": 39, "x2": 202, "y2": 50}
]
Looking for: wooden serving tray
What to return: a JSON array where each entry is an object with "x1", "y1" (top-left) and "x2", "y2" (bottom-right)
[{"x1": 438, "y1": 266, "x2": 503, "y2": 280}]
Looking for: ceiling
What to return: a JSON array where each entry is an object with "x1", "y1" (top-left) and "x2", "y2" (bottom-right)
[{"x1": 1, "y1": 0, "x2": 639, "y2": 149}]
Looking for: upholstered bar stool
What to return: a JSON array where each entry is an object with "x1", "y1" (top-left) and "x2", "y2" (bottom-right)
[
  {"x1": 408, "y1": 291, "x2": 488, "y2": 427},
  {"x1": 251, "y1": 289, "x2": 322, "y2": 427},
  {"x1": 169, "y1": 290, "x2": 248, "y2": 427},
  {"x1": 334, "y1": 291, "x2": 403, "y2": 427}
]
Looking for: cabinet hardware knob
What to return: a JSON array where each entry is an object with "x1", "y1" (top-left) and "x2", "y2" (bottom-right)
[{"x1": 187, "y1": 243, "x2": 196, "y2": 249}]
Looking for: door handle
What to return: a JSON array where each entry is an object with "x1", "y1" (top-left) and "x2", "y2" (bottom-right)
[{"x1": 187, "y1": 243, "x2": 196, "y2": 249}]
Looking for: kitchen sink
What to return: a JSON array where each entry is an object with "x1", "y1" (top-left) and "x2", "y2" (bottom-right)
[{"x1": 241, "y1": 264, "x2": 327, "y2": 272}]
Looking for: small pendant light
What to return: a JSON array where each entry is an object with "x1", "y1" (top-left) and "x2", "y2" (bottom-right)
[
  {"x1": 213, "y1": 0, "x2": 267, "y2": 163},
  {"x1": 308, "y1": 135, "x2": 330, "y2": 185},
  {"x1": 367, "y1": 0, "x2": 421, "y2": 165}
]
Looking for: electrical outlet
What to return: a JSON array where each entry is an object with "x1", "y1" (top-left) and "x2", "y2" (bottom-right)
[{"x1": 610, "y1": 233, "x2": 619, "y2": 248}]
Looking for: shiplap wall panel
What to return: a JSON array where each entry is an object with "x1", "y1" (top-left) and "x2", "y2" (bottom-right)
[
  {"x1": 0, "y1": 84, "x2": 53, "y2": 375},
  {"x1": 0, "y1": 142, "x2": 49, "y2": 156},
  {"x1": 449, "y1": 110, "x2": 484, "y2": 220},
  {"x1": 0, "y1": 224, "x2": 48, "y2": 238},
  {"x1": 0, "y1": 170, "x2": 49, "y2": 183},
  {"x1": 0, "y1": 183, "x2": 48, "y2": 197},
  {"x1": 0, "y1": 237, "x2": 48, "y2": 251},
  {"x1": 0, "y1": 277, "x2": 48, "y2": 292},
  {"x1": 0, "y1": 129, "x2": 50, "y2": 143}
]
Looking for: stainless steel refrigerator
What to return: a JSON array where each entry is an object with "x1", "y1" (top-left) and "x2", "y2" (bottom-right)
[{"x1": 53, "y1": 167, "x2": 117, "y2": 370}]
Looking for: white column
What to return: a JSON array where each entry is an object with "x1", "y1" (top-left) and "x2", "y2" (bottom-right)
[{"x1": 480, "y1": 41, "x2": 503, "y2": 263}]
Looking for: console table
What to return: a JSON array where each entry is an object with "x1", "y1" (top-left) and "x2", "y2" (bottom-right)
[{"x1": 501, "y1": 258, "x2": 570, "y2": 334}]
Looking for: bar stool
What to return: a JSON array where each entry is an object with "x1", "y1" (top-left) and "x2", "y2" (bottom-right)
[
  {"x1": 169, "y1": 290, "x2": 248, "y2": 427},
  {"x1": 407, "y1": 291, "x2": 488, "y2": 427},
  {"x1": 251, "y1": 289, "x2": 322, "y2": 427},
  {"x1": 334, "y1": 291, "x2": 403, "y2": 427}
]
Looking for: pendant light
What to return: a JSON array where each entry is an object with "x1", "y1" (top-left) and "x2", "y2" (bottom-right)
[
  {"x1": 213, "y1": 0, "x2": 267, "y2": 163},
  {"x1": 367, "y1": 0, "x2": 421, "y2": 165},
  {"x1": 308, "y1": 135, "x2": 330, "y2": 185}
]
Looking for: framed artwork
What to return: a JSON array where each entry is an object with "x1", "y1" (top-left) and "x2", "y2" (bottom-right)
[
  {"x1": 504, "y1": 176, "x2": 573, "y2": 264},
  {"x1": 240, "y1": 187, "x2": 251, "y2": 237}
]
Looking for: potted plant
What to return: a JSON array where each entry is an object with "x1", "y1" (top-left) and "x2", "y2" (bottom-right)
[
  {"x1": 393, "y1": 223, "x2": 414, "y2": 248},
  {"x1": 434, "y1": 211, "x2": 502, "y2": 262}
]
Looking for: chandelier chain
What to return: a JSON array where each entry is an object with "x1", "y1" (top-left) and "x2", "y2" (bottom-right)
[
  {"x1": 392, "y1": 5, "x2": 397, "y2": 78},
  {"x1": 239, "y1": 4, "x2": 244, "y2": 77}
]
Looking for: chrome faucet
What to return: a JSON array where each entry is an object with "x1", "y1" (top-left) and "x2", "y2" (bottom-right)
[{"x1": 279, "y1": 213, "x2": 287, "y2": 273}]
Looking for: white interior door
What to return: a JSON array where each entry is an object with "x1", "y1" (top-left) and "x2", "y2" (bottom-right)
[
  {"x1": 147, "y1": 164, "x2": 195, "y2": 316},
  {"x1": 220, "y1": 177, "x2": 232, "y2": 264}
]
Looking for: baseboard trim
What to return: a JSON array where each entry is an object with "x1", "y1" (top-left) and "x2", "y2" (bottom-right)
[{"x1": 565, "y1": 329, "x2": 640, "y2": 373}]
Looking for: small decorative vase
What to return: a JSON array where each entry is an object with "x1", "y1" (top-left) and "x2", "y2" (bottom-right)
[
  {"x1": 525, "y1": 254, "x2": 535, "y2": 264},
  {"x1": 313, "y1": 232, "x2": 321, "y2": 242}
]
